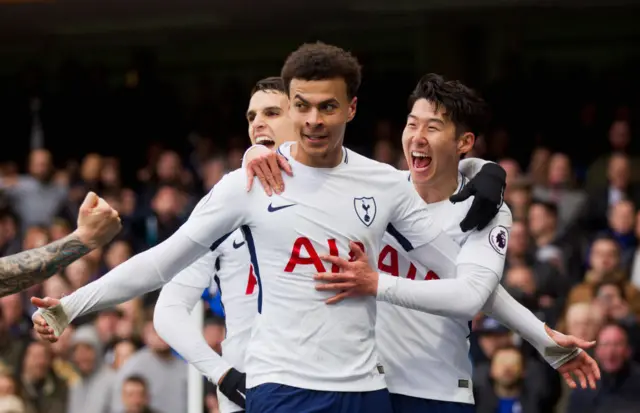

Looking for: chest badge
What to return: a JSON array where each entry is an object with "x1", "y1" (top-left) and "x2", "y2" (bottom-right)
[{"x1": 354, "y1": 197, "x2": 377, "y2": 227}]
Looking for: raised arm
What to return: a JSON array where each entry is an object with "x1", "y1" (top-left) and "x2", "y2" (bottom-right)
[{"x1": 0, "y1": 192, "x2": 120, "y2": 297}]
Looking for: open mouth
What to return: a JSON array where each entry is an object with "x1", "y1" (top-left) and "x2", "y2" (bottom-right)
[
  {"x1": 411, "y1": 150, "x2": 432, "y2": 170},
  {"x1": 256, "y1": 136, "x2": 275, "y2": 149}
]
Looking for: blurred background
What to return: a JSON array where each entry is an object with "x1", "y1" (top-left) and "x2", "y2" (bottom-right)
[{"x1": 1, "y1": 0, "x2": 640, "y2": 412}]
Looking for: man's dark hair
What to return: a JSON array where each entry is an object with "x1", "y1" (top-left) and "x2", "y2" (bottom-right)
[
  {"x1": 281, "y1": 42, "x2": 362, "y2": 99},
  {"x1": 530, "y1": 199, "x2": 559, "y2": 218},
  {"x1": 409, "y1": 73, "x2": 488, "y2": 137},
  {"x1": 124, "y1": 374, "x2": 148, "y2": 389},
  {"x1": 250, "y1": 76, "x2": 285, "y2": 96},
  {"x1": 592, "y1": 233, "x2": 621, "y2": 250}
]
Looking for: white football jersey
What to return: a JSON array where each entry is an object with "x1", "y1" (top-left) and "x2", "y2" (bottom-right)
[
  {"x1": 167, "y1": 229, "x2": 256, "y2": 413},
  {"x1": 180, "y1": 143, "x2": 461, "y2": 392},
  {"x1": 376, "y1": 171, "x2": 511, "y2": 404}
]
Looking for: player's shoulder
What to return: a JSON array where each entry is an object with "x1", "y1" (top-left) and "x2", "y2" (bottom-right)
[{"x1": 345, "y1": 148, "x2": 408, "y2": 181}]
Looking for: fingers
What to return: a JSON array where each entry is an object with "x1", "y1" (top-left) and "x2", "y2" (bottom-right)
[
  {"x1": 246, "y1": 173, "x2": 255, "y2": 192},
  {"x1": 474, "y1": 205, "x2": 493, "y2": 231},
  {"x1": 31, "y1": 297, "x2": 51, "y2": 308},
  {"x1": 349, "y1": 242, "x2": 365, "y2": 261},
  {"x1": 318, "y1": 255, "x2": 350, "y2": 269},
  {"x1": 573, "y1": 367, "x2": 588, "y2": 389},
  {"x1": 80, "y1": 191, "x2": 99, "y2": 210},
  {"x1": 277, "y1": 154, "x2": 294, "y2": 176},
  {"x1": 566, "y1": 335, "x2": 597, "y2": 350},
  {"x1": 583, "y1": 362, "x2": 597, "y2": 389},
  {"x1": 267, "y1": 155, "x2": 284, "y2": 193},
  {"x1": 561, "y1": 371, "x2": 577, "y2": 389},
  {"x1": 326, "y1": 291, "x2": 351, "y2": 305},
  {"x1": 251, "y1": 162, "x2": 272, "y2": 196},
  {"x1": 32, "y1": 314, "x2": 57, "y2": 341},
  {"x1": 316, "y1": 282, "x2": 355, "y2": 292},
  {"x1": 449, "y1": 185, "x2": 473, "y2": 204},
  {"x1": 314, "y1": 272, "x2": 352, "y2": 282},
  {"x1": 258, "y1": 161, "x2": 280, "y2": 195},
  {"x1": 458, "y1": 199, "x2": 483, "y2": 232}
]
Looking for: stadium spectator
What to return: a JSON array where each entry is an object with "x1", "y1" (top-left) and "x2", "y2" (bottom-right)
[
  {"x1": 19, "y1": 341, "x2": 67, "y2": 413},
  {"x1": 0, "y1": 149, "x2": 68, "y2": 232},
  {"x1": 67, "y1": 325, "x2": 115, "y2": 413},
  {"x1": 532, "y1": 153, "x2": 587, "y2": 233},
  {"x1": 474, "y1": 346, "x2": 551, "y2": 413},
  {"x1": 586, "y1": 120, "x2": 640, "y2": 189},
  {"x1": 567, "y1": 324, "x2": 640, "y2": 413},
  {"x1": 121, "y1": 375, "x2": 156, "y2": 413},
  {"x1": 567, "y1": 236, "x2": 640, "y2": 318},
  {"x1": 111, "y1": 318, "x2": 187, "y2": 413}
]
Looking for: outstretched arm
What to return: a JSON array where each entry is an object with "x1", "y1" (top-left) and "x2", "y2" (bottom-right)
[
  {"x1": 32, "y1": 172, "x2": 249, "y2": 338},
  {"x1": 0, "y1": 233, "x2": 90, "y2": 297}
]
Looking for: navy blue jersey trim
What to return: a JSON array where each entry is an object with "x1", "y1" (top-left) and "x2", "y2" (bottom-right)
[
  {"x1": 385, "y1": 223, "x2": 414, "y2": 252},
  {"x1": 241, "y1": 225, "x2": 263, "y2": 313},
  {"x1": 210, "y1": 232, "x2": 233, "y2": 252}
]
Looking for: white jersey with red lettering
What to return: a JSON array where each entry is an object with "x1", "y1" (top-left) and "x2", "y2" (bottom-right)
[
  {"x1": 180, "y1": 143, "x2": 462, "y2": 392},
  {"x1": 375, "y1": 171, "x2": 511, "y2": 404},
  {"x1": 167, "y1": 229, "x2": 257, "y2": 413}
]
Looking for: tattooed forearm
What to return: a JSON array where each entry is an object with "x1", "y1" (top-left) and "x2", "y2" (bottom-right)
[{"x1": 0, "y1": 233, "x2": 91, "y2": 297}]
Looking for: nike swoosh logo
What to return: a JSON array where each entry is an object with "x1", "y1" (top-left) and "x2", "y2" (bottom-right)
[
  {"x1": 268, "y1": 203, "x2": 296, "y2": 212},
  {"x1": 237, "y1": 389, "x2": 246, "y2": 400},
  {"x1": 233, "y1": 240, "x2": 245, "y2": 249}
]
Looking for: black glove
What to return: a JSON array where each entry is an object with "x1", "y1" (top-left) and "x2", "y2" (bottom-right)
[
  {"x1": 449, "y1": 162, "x2": 506, "y2": 232},
  {"x1": 218, "y1": 368, "x2": 247, "y2": 408}
]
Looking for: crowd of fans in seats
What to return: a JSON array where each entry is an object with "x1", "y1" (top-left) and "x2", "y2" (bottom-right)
[{"x1": 1, "y1": 62, "x2": 640, "y2": 412}]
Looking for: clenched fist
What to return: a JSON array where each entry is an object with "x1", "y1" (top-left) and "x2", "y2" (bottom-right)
[{"x1": 74, "y1": 192, "x2": 122, "y2": 249}]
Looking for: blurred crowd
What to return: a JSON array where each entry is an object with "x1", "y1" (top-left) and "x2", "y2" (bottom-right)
[{"x1": 1, "y1": 56, "x2": 640, "y2": 413}]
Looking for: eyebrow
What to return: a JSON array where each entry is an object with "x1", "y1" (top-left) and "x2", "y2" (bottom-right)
[
  {"x1": 293, "y1": 94, "x2": 339, "y2": 107},
  {"x1": 246, "y1": 106, "x2": 282, "y2": 119},
  {"x1": 407, "y1": 114, "x2": 445, "y2": 125}
]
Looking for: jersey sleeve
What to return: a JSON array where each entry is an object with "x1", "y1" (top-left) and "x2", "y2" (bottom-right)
[
  {"x1": 154, "y1": 282, "x2": 232, "y2": 383},
  {"x1": 169, "y1": 251, "x2": 219, "y2": 292},
  {"x1": 457, "y1": 206, "x2": 512, "y2": 273},
  {"x1": 378, "y1": 202, "x2": 512, "y2": 319},
  {"x1": 458, "y1": 157, "x2": 492, "y2": 178},
  {"x1": 181, "y1": 170, "x2": 250, "y2": 248},
  {"x1": 482, "y1": 284, "x2": 582, "y2": 369},
  {"x1": 57, "y1": 171, "x2": 249, "y2": 323}
]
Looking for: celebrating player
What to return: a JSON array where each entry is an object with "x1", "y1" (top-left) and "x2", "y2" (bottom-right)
[
  {"x1": 244, "y1": 74, "x2": 600, "y2": 412},
  {"x1": 0, "y1": 191, "x2": 121, "y2": 297},
  {"x1": 32, "y1": 43, "x2": 516, "y2": 413},
  {"x1": 154, "y1": 75, "x2": 501, "y2": 413}
]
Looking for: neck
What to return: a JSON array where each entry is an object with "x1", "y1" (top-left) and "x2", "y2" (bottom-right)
[
  {"x1": 494, "y1": 383, "x2": 521, "y2": 398},
  {"x1": 291, "y1": 143, "x2": 343, "y2": 168},
  {"x1": 413, "y1": 172, "x2": 459, "y2": 204}
]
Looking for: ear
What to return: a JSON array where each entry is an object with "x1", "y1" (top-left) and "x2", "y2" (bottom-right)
[
  {"x1": 347, "y1": 97, "x2": 358, "y2": 123},
  {"x1": 457, "y1": 132, "x2": 475, "y2": 155}
]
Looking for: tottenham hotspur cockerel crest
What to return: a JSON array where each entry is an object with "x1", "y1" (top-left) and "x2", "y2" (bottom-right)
[
  {"x1": 354, "y1": 197, "x2": 377, "y2": 227},
  {"x1": 488, "y1": 225, "x2": 509, "y2": 255}
]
